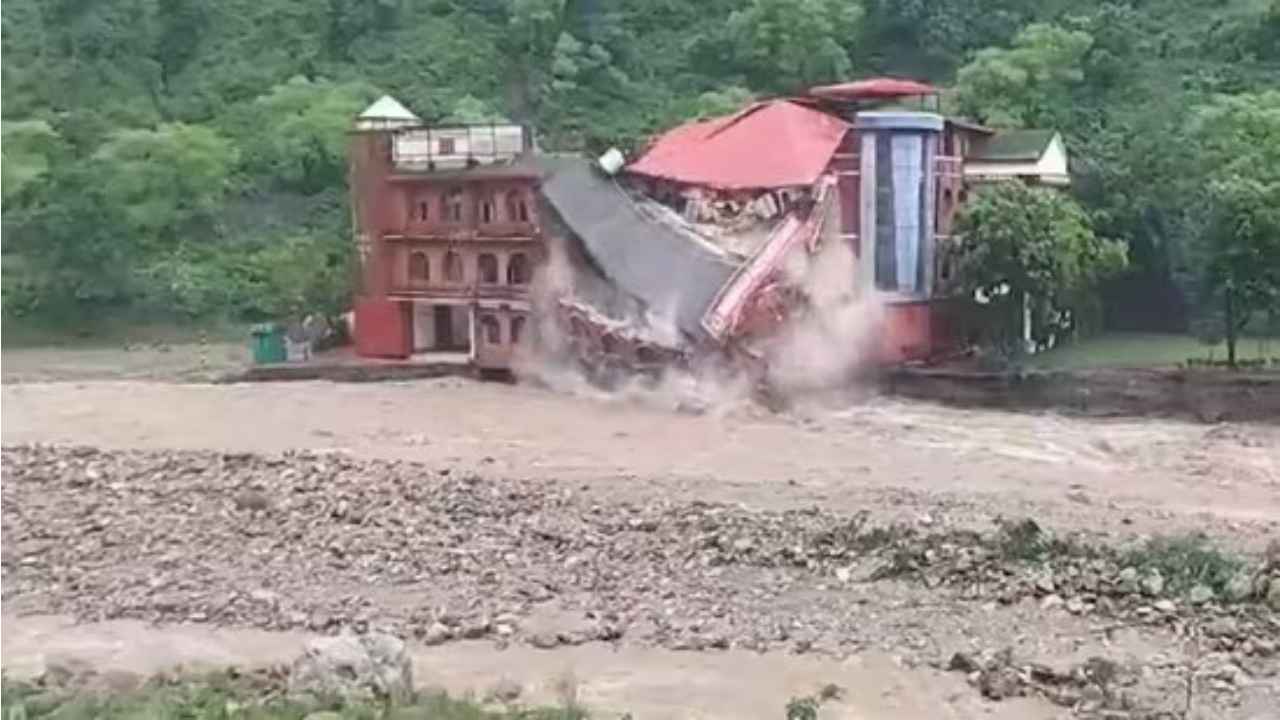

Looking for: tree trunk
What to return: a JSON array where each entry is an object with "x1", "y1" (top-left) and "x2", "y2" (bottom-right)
[{"x1": 1224, "y1": 288, "x2": 1237, "y2": 368}]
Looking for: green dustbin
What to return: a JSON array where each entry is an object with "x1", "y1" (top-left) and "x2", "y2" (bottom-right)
[{"x1": 250, "y1": 323, "x2": 287, "y2": 364}]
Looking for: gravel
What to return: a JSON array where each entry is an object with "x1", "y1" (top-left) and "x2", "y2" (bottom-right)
[{"x1": 4, "y1": 444, "x2": 1279, "y2": 717}]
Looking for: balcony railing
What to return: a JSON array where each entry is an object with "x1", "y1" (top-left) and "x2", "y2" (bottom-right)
[
  {"x1": 388, "y1": 281, "x2": 531, "y2": 302},
  {"x1": 392, "y1": 124, "x2": 530, "y2": 171},
  {"x1": 396, "y1": 220, "x2": 538, "y2": 240}
]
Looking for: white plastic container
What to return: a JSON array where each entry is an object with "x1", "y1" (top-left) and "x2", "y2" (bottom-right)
[{"x1": 598, "y1": 147, "x2": 625, "y2": 175}]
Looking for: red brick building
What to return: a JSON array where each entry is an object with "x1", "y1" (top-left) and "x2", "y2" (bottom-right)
[{"x1": 348, "y1": 97, "x2": 543, "y2": 369}]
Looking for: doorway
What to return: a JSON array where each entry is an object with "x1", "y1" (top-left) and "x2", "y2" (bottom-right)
[{"x1": 434, "y1": 305, "x2": 454, "y2": 349}]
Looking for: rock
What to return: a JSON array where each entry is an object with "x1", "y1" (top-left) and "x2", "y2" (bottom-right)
[
  {"x1": 1141, "y1": 570, "x2": 1165, "y2": 597},
  {"x1": 1154, "y1": 599, "x2": 1177, "y2": 613},
  {"x1": 529, "y1": 632, "x2": 560, "y2": 650},
  {"x1": 1035, "y1": 575, "x2": 1056, "y2": 594},
  {"x1": 1116, "y1": 567, "x2": 1140, "y2": 593},
  {"x1": 488, "y1": 677, "x2": 522, "y2": 703},
  {"x1": 459, "y1": 620, "x2": 490, "y2": 639},
  {"x1": 1065, "y1": 597, "x2": 1086, "y2": 614},
  {"x1": 1266, "y1": 577, "x2": 1280, "y2": 611},
  {"x1": 289, "y1": 632, "x2": 412, "y2": 701},
  {"x1": 234, "y1": 490, "x2": 271, "y2": 512},
  {"x1": 422, "y1": 622, "x2": 452, "y2": 646},
  {"x1": 1040, "y1": 594, "x2": 1064, "y2": 610},
  {"x1": 1188, "y1": 584, "x2": 1215, "y2": 605},
  {"x1": 1223, "y1": 570, "x2": 1255, "y2": 602},
  {"x1": 947, "y1": 652, "x2": 980, "y2": 673},
  {"x1": 304, "y1": 713, "x2": 344, "y2": 720},
  {"x1": 978, "y1": 668, "x2": 1024, "y2": 700},
  {"x1": 1205, "y1": 617, "x2": 1238, "y2": 638}
]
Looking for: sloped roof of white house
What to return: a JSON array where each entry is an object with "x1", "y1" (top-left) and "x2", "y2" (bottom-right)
[
  {"x1": 964, "y1": 130, "x2": 1070, "y2": 186},
  {"x1": 358, "y1": 95, "x2": 419, "y2": 121}
]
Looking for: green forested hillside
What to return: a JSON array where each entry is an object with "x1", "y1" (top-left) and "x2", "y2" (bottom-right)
[{"x1": 2, "y1": 0, "x2": 1277, "y2": 332}]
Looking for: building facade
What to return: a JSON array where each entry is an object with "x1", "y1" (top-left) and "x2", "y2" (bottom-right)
[{"x1": 348, "y1": 97, "x2": 544, "y2": 370}]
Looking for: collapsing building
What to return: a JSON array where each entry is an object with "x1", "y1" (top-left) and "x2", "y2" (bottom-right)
[{"x1": 346, "y1": 79, "x2": 1069, "y2": 383}]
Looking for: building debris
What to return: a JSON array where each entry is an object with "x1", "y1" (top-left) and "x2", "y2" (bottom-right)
[{"x1": 345, "y1": 77, "x2": 1072, "y2": 387}]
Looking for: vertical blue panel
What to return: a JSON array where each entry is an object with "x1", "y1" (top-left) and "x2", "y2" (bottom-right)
[{"x1": 891, "y1": 134, "x2": 923, "y2": 293}]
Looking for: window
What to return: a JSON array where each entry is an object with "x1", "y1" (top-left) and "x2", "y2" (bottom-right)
[
  {"x1": 438, "y1": 137, "x2": 456, "y2": 155},
  {"x1": 417, "y1": 201, "x2": 429, "y2": 222},
  {"x1": 441, "y1": 188, "x2": 465, "y2": 223},
  {"x1": 409, "y1": 252, "x2": 429, "y2": 283},
  {"x1": 505, "y1": 190, "x2": 529, "y2": 223},
  {"x1": 506, "y1": 253, "x2": 529, "y2": 285},
  {"x1": 480, "y1": 315, "x2": 501, "y2": 344},
  {"x1": 444, "y1": 251, "x2": 463, "y2": 283},
  {"x1": 510, "y1": 316, "x2": 526, "y2": 344},
  {"x1": 478, "y1": 253, "x2": 499, "y2": 284},
  {"x1": 481, "y1": 197, "x2": 495, "y2": 224}
]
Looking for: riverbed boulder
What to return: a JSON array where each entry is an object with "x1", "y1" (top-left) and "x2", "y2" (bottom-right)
[{"x1": 289, "y1": 632, "x2": 412, "y2": 701}]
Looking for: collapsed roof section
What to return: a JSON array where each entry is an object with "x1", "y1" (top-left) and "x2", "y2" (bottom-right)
[
  {"x1": 539, "y1": 156, "x2": 737, "y2": 340},
  {"x1": 626, "y1": 100, "x2": 851, "y2": 190}
]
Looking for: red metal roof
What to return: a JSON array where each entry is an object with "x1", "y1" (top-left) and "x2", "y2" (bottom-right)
[
  {"x1": 626, "y1": 100, "x2": 851, "y2": 190},
  {"x1": 808, "y1": 77, "x2": 938, "y2": 100}
]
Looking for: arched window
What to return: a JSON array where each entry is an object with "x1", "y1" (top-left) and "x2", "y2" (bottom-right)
[
  {"x1": 409, "y1": 251, "x2": 429, "y2": 283},
  {"x1": 444, "y1": 251, "x2": 464, "y2": 283},
  {"x1": 505, "y1": 190, "x2": 528, "y2": 223},
  {"x1": 417, "y1": 200, "x2": 429, "y2": 221},
  {"x1": 480, "y1": 315, "x2": 501, "y2": 345},
  {"x1": 480, "y1": 195, "x2": 495, "y2": 224},
  {"x1": 441, "y1": 187, "x2": 465, "y2": 223},
  {"x1": 506, "y1": 253, "x2": 529, "y2": 285},
  {"x1": 510, "y1": 316, "x2": 526, "y2": 344},
  {"x1": 478, "y1": 253, "x2": 499, "y2": 284}
]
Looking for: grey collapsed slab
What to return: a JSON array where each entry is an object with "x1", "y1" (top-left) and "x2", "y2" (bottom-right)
[{"x1": 540, "y1": 156, "x2": 736, "y2": 340}]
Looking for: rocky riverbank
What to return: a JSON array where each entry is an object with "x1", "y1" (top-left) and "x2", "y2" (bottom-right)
[{"x1": 3, "y1": 444, "x2": 1278, "y2": 717}]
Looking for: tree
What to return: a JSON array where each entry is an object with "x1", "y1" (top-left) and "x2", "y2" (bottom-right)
[
  {"x1": 220, "y1": 77, "x2": 377, "y2": 194},
  {"x1": 691, "y1": 86, "x2": 755, "y2": 119},
  {"x1": 91, "y1": 123, "x2": 237, "y2": 241},
  {"x1": 953, "y1": 182, "x2": 1127, "y2": 353},
  {"x1": 446, "y1": 95, "x2": 509, "y2": 124},
  {"x1": 1186, "y1": 91, "x2": 1280, "y2": 365},
  {"x1": 1, "y1": 121, "x2": 66, "y2": 203},
  {"x1": 1198, "y1": 178, "x2": 1280, "y2": 365},
  {"x1": 952, "y1": 23, "x2": 1092, "y2": 128},
  {"x1": 725, "y1": 0, "x2": 861, "y2": 93}
]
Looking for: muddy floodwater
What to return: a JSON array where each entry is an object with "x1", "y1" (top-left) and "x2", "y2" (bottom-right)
[{"x1": 3, "y1": 378, "x2": 1278, "y2": 543}]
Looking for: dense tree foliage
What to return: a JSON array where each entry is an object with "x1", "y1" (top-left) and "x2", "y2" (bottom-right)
[
  {"x1": 2, "y1": 0, "x2": 1277, "y2": 334},
  {"x1": 1186, "y1": 91, "x2": 1280, "y2": 364},
  {"x1": 954, "y1": 182, "x2": 1128, "y2": 351}
]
